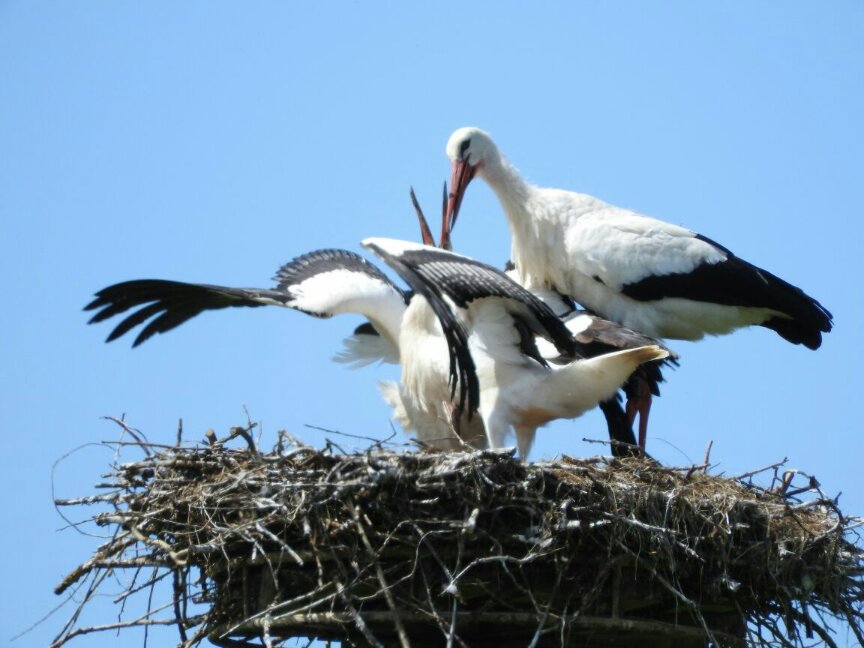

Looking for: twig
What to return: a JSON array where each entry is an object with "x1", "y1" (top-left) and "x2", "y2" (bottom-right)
[
  {"x1": 103, "y1": 416, "x2": 151, "y2": 454},
  {"x1": 50, "y1": 614, "x2": 206, "y2": 648},
  {"x1": 702, "y1": 439, "x2": 713, "y2": 472},
  {"x1": 351, "y1": 502, "x2": 412, "y2": 648},
  {"x1": 736, "y1": 458, "x2": 788, "y2": 481}
]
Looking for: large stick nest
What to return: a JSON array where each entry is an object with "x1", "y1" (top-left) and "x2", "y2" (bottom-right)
[{"x1": 53, "y1": 422, "x2": 864, "y2": 647}]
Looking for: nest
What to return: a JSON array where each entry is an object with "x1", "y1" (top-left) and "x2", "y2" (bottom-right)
[{"x1": 53, "y1": 421, "x2": 864, "y2": 648}]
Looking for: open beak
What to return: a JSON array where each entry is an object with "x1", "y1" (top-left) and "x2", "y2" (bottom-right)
[
  {"x1": 442, "y1": 158, "x2": 477, "y2": 251},
  {"x1": 410, "y1": 187, "x2": 436, "y2": 247},
  {"x1": 439, "y1": 180, "x2": 453, "y2": 251}
]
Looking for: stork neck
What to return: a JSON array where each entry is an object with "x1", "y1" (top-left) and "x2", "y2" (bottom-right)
[
  {"x1": 481, "y1": 154, "x2": 531, "y2": 213},
  {"x1": 478, "y1": 156, "x2": 545, "y2": 287}
]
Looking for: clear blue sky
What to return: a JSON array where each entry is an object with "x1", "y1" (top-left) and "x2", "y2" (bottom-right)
[{"x1": 2, "y1": 2, "x2": 862, "y2": 646}]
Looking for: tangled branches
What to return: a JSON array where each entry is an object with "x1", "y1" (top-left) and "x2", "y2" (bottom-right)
[{"x1": 53, "y1": 424, "x2": 864, "y2": 647}]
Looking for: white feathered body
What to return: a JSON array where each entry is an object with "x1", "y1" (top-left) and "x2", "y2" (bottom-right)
[
  {"x1": 447, "y1": 127, "x2": 830, "y2": 348},
  {"x1": 493, "y1": 175, "x2": 780, "y2": 341},
  {"x1": 385, "y1": 297, "x2": 487, "y2": 450},
  {"x1": 462, "y1": 298, "x2": 667, "y2": 457}
]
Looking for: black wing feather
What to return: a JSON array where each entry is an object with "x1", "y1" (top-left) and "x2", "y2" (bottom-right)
[
  {"x1": 85, "y1": 279, "x2": 277, "y2": 346},
  {"x1": 273, "y1": 249, "x2": 394, "y2": 292},
  {"x1": 86, "y1": 248, "x2": 401, "y2": 347},
  {"x1": 395, "y1": 248, "x2": 577, "y2": 357},
  {"x1": 564, "y1": 309, "x2": 678, "y2": 398},
  {"x1": 622, "y1": 234, "x2": 833, "y2": 349}
]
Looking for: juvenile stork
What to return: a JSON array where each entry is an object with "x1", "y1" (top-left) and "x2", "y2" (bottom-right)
[
  {"x1": 444, "y1": 127, "x2": 833, "y2": 448},
  {"x1": 84, "y1": 249, "x2": 484, "y2": 451},
  {"x1": 362, "y1": 238, "x2": 670, "y2": 458}
]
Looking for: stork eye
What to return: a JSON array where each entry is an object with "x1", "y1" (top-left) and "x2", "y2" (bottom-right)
[{"x1": 459, "y1": 139, "x2": 471, "y2": 159}]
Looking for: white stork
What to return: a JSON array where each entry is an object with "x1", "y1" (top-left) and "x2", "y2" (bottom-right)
[
  {"x1": 444, "y1": 126, "x2": 833, "y2": 346},
  {"x1": 84, "y1": 249, "x2": 483, "y2": 451},
  {"x1": 362, "y1": 238, "x2": 670, "y2": 458},
  {"x1": 444, "y1": 126, "x2": 833, "y2": 448}
]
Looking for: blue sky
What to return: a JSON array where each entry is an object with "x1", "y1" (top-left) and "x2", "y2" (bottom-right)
[{"x1": 2, "y1": 2, "x2": 862, "y2": 646}]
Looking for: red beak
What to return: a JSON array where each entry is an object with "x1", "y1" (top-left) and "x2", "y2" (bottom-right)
[
  {"x1": 439, "y1": 180, "x2": 452, "y2": 251},
  {"x1": 442, "y1": 158, "x2": 476, "y2": 250}
]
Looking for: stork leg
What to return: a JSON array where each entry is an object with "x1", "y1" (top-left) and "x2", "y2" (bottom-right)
[
  {"x1": 480, "y1": 403, "x2": 512, "y2": 452},
  {"x1": 625, "y1": 377, "x2": 653, "y2": 451},
  {"x1": 599, "y1": 397, "x2": 639, "y2": 458},
  {"x1": 513, "y1": 424, "x2": 537, "y2": 460}
]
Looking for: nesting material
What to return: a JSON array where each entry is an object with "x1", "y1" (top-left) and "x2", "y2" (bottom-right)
[{"x1": 54, "y1": 426, "x2": 864, "y2": 647}]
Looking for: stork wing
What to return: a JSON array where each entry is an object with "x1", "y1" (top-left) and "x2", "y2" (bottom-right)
[
  {"x1": 363, "y1": 239, "x2": 576, "y2": 354},
  {"x1": 85, "y1": 249, "x2": 405, "y2": 347},
  {"x1": 565, "y1": 208, "x2": 833, "y2": 348},
  {"x1": 564, "y1": 311, "x2": 676, "y2": 359}
]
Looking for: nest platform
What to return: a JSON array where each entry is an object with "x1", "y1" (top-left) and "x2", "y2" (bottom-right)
[{"x1": 53, "y1": 426, "x2": 864, "y2": 647}]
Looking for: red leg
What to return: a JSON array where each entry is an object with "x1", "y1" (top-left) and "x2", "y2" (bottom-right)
[{"x1": 625, "y1": 377, "x2": 653, "y2": 452}]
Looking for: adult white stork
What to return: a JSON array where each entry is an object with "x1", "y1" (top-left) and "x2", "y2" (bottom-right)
[
  {"x1": 84, "y1": 249, "x2": 483, "y2": 451},
  {"x1": 444, "y1": 127, "x2": 833, "y2": 448},
  {"x1": 444, "y1": 126, "x2": 833, "y2": 347},
  {"x1": 362, "y1": 238, "x2": 670, "y2": 458}
]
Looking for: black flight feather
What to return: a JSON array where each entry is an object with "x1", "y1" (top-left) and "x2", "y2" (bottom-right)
[
  {"x1": 86, "y1": 249, "x2": 404, "y2": 347},
  {"x1": 621, "y1": 234, "x2": 832, "y2": 349},
  {"x1": 394, "y1": 247, "x2": 577, "y2": 358}
]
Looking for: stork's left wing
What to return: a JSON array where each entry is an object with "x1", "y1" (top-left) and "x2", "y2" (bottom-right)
[{"x1": 85, "y1": 249, "x2": 407, "y2": 347}]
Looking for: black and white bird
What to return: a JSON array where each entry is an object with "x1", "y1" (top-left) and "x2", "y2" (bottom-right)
[
  {"x1": 84, "y1": 248, "x2": 485, "y2": 452},
  {"x1": 444, "y1": 127, "x2": 832, "y2": 449},
  {"x1": 444, "y1": 126, "x2": 833, "y2": 349},
  {"x1": 361, "y1": 238, "x2": 670, "y2": 458}
]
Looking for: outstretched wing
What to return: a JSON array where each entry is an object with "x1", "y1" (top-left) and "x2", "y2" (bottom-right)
[
  {"x1": 361, "y1": 238, "x2": 581, "y2": 417},
  {"x1": 85, "y1": 280, "x2": 284, "y2": 347},
  {"x1": 363, "y1": 238, "x2": 576, "y2": 355},
  {"x1": 85, "y1": 249, "x2": 405, "y2": 347}
]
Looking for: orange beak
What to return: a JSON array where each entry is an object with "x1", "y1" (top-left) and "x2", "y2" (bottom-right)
[
  {"x1": 442, "y1": 158, "x2": 477, "y2": 251},
  {"x1": 439, "y1": 180, "x2": 452, "y2": 251}
]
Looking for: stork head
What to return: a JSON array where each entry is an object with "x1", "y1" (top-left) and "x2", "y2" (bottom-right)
[{"x1": 443, "y1": 127, "x2": 499, "y2": 246}]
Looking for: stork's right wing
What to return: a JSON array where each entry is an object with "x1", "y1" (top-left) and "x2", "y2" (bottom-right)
[
  {"x1": 362, "y1": 239, "x2": 576, "y2": 355},
  {"x1": 361, "y1": 238, "x2": 587, "y2": 418}
]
